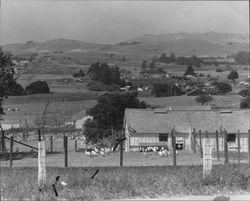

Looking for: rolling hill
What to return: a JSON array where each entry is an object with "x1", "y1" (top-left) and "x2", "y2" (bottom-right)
[
  {"x1": 2, "y1": 38, "x2": 107, "y2": 54},
  {"x1": 108, "y1": 32, "x2": 249, "y2": 57},
  {"x1": 2, "y1": 32, "x2": 249, "y2": 57}
]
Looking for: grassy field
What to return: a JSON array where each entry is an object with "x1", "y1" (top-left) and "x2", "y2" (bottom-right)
[
  {"x1": 139, "y1": 95, "x2": 242, "y2": 109},
  {"x1": 1, "y1": 164, "x2": 250, "y2": 200},
  {"x1": 3, "y1": 93, "x2": 97, "y2": 128}
]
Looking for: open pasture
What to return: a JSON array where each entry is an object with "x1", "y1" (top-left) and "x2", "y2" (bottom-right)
[
  {"x1": 3, "y1": 99, "x2": 97, "y2": 125},
  {"x1": 5, "y1": 92, "x2": 98, "y2": 104},
  {"x1": 139, "y1": 95, "x2": 242, "y2": 109}
]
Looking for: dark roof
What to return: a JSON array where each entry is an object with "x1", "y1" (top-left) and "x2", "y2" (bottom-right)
[
  {"x1": 186, "y1": 88, "x2": 207, "y2": 96},
  {"x1": 124, "y1": 108, "x2": 250, "y2": 134}
]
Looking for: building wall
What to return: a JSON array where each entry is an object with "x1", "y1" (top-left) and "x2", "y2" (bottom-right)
[
  {"x1": 125, "y1": 125, "x2": 249, "y2": 152},
  {"x1": 193, "y1": 133, "x2": 249, "y2": 153},
  {"x1": 1, "y1": 124, "x2": 20, "y2": 130}
]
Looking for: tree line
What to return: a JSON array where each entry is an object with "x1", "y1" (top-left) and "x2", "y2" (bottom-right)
[
  {"x1": 0, "y1": 51, "x2": 50, "y2": 97},
  {"x1": 142, "y1": 51, "x2": 249, "y2": 70}
]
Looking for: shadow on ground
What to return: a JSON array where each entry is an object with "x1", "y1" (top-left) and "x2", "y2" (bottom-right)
[{"x1": 0, "y1": 151, "x2": 61, "y2": 161}]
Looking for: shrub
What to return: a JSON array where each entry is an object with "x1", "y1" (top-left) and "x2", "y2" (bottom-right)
[
  {"x1": 195, "y1": 94, "x2": 213, "y2": 105},
  {"x1": 25, "y1": 80, "x2": 50, "y2": 94},
  {"x1": 212, "y1": 82, "x2": 232, "y2": 94},
  {"x1": 216, "y1": 68, "x2": 223, "y2": 72},
  {"x1": 240, "y1": 96, "x2": 250, "y2": 108},
  {"x1": 238, "y1": 88, "x2": 250, "y2": 97},
  {"x1": 73, "y1": 69, "x2": 85, "y2": 78}
]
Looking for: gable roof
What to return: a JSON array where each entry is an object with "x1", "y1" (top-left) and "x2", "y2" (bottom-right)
[
  {"x1": 124, "y1": 108, "x2": 250, "y2": 134},
  {"x1": 186, "y1": 88, "x2": 207, "y2": 96}
]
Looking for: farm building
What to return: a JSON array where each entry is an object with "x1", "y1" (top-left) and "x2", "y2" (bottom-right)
[
  {"x1": 123, "y1": 108, "x2": 250, "y2": 152},
  {"x1": 1, "y1": 123, "x2": 21, "y2": 130}
]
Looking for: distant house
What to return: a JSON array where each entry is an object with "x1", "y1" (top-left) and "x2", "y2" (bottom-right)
[
  {"x1": 71, "y1": 110, "x2": 93, "y2": 130},
  {"x1": 1, "y1": 123, "x2": 21, "y2": 130},
  {"x1": 186, "y1": 88, "x2": 207, "y2": 96},
  {"x1": 123, "y1": 108, "x2": 250, "y2": 152}
]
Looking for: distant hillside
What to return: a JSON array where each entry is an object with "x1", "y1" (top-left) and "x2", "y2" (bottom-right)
[
  {"x1": 2, "y1": 38, "x2": 107, "y2": 54},
  {"x1": 2, "y1": 32, "x2": 249, "y2": 57},
  {"x1": 108, "y1": 32, "x2": 249, "y2": 57}
]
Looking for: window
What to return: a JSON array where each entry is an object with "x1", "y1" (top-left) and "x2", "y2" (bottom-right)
[
  {"x1": 227, "y1": 133, "x2": 236, "y2": 143},
  {"x1": 159, "y1": 134, "x2": 168, "y2": 142}
]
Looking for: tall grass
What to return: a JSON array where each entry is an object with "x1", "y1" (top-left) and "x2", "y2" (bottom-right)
[{"x1": 1, "y1": 164, "x2": 249, "y2": 201}]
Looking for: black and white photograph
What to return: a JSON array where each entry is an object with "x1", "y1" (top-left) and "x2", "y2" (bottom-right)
[{"x1": 0, "y1": 0, "x2": 250, "y2": 200}]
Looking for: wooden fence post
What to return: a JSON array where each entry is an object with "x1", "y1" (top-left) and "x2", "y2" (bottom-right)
[
  {"x1": 38, "y1": 129, "x2": 46, "y2": 186},
  {"x1": 199, "y1": 130, "x2": 203, "y2": 158},
  {"x1": 120, "y1": 139, "x2": 123, "y2": 167},
  {"x1": 9, "y1": 136, "x2": 14, "y2": 168},
  {"x1": 50, "y1": 136, "x2": 53, "y2": 153},
  {"x1": 1, "y1": 129, "x2": 5, "y2": 153},
  {"x1": 248, "y1": 130, "x2": 250, "y2": 167},
  {"x1": 75, "y1": 139, "x2": 77, "y2": 152},
  {"x1": 171, "y1": 129, "x2": 176, "y2": 167},
  {"x1": 64, "y1": 135, "x2": 68, "y2": 168},
  {"x1": 38, "y1": 129, "x2": 41, "y2": 141},
  {"x1": 216, "y1": 130, "x2": 220, "y2": 161},
  {"x1": 193, "y1": 128, "x2": 196, "y2": 154},
  {"x1": 224, "y1": 129, "x2": 229, "y2": 164},
  {"x1": 237, "y1": 130, "x2": 240, "y2": 163}
]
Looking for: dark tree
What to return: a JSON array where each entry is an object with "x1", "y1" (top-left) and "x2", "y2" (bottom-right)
[
  {"x1": 170, "y1": 53, "x2": 176, "y2": 63},
  {"x1": 238, "y1": 88, "x2": 250, "y2": 97},
  {"x1": 87, "y1": 62, "x2": 122, "y2": 85},
  {"x1": 0, "y1": 50, "x2": 16, "y2": 117},
  {"x1": 235, "y1": 51, "x2": 250, "y2": 65},
  {"x1": 5, "y1": 82, "x2": 25, "y2": 96},
  {"x1": 149, "y1": 58, "x2": 156, "y2": 69},
  {"x1": 25, "y1": 80, "x2": 50, "y2": 94},
  {"x1": 87, "y1": 92, "x2": 148, "y2": 130},
  {"x1": 73, "y1": 69, "x2": 85, "y2": 78},
  {"x1": 141, "y1": 60, "x2": 147, "y2": 69},
  {"x1": 158, "y1": 53, "x2": 168, "y2": 63},
  {"x1": 149, "y1": 62, "x2": 155, "y2": 69},
  {"x1": 216, "y1": 68, "x2": 223, "y2": 72},
  {"x1": 227, "y1": 70, "x2": 239, "y2": 82},
  {"x1": 240, "y1": 96, "x2": 250, "y2": 108},
  {"x1": 212, "y1": 82, "x2": 232, "y2": 94},
  {"x1": 184, "y1": 64, "x2": 196, "y2": 76}
]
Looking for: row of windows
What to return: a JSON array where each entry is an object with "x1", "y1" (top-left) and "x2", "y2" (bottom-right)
[{"x1": 158, "y1": 133, "x2": 237, "y2": 142}]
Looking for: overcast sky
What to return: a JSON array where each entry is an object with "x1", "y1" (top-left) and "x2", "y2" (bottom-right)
[{"x1": 1, "y1": 0, "x2": 249, "y2": 45}]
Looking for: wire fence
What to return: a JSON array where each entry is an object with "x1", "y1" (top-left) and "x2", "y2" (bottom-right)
[{"x1": 1, "y1": 129, "x2": 250, "y2": 168}]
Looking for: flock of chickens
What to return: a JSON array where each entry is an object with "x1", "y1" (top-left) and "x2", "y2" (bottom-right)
[
  {"x1": 84, "y1": 146, "x2": 178, "y2": 157},
  {"x1": 85, "y1": 147, "x2": 112, "y2": 157},
  {"x1": 142, "y1": 146, "x2": 178, "y2": 157}
]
